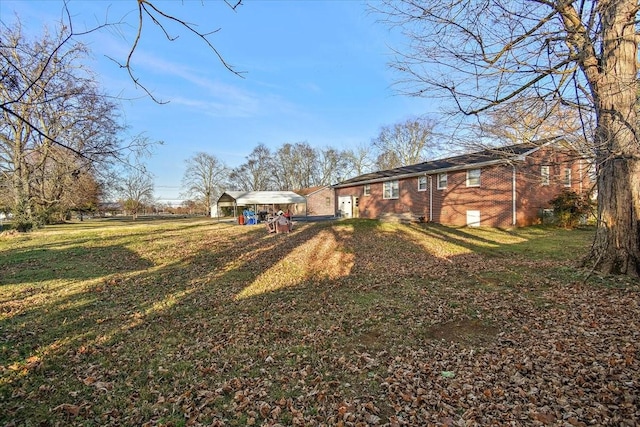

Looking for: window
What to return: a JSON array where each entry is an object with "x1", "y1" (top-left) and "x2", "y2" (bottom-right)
[
  {"x1": 418, "y1": 176, "x2": 427, "y2": 191},
  {"x1": 563, "y1": 168, "x2": 572, "y2": 187},
  {"x1": 325, "y1": 197, "x2": 331, "y2": 206},
  {"x1": 363, "y1": 184, "x2": 370, "y2": 196},
  {"x1": 466, "y1": 169, "x2": 481, "y2": 187},
  {"x1": 383, "y1": 180, "x2": 399, "y2": 199},
  {"x1": 437, "y1": 173, "x2": 448, "y2": 189},
  {"x1": 541, "y1": 166, "x2": 550, "y2": 186}
]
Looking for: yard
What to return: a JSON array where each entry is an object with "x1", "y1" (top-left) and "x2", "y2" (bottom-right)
[{"x1": 1, "y1": 218, "x2": 638, "y2": 426}]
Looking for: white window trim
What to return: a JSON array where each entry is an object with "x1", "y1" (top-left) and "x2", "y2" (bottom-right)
[
  {"x1": 418, "y1": 176, "x2": 427, "y2": 191},
  {"x1": 541, "y1": 165, "x2": 550, "y2": 186},
  {"x1": 383, "y1": 180, "x2": 399, "y2": 199},
  {"x1": 466, "y1": 169, "x2": 481, "y2": 187},
  {"x1": 437, "y1": 173, "x2": 447, "y2": 190},
  {"x1": 363, "y1": 184, "x2": 370, "y2": 196},
  {"x1": 563, "y1": 168, "x2": 572, "y2": 187}
]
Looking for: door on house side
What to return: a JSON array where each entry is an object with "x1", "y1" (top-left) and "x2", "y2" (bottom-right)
[
  {"x1": 466, "y1": 210, "x2": 480, "y2": 227},
  {"x1": 338, "y1": 196, "x2": 353, "y2": 218}
]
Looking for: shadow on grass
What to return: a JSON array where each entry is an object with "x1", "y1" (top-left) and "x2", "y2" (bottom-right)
[
  {"x1": 0, "y1": 218, "x2": 597, "y2": 425},
  {"x1": 0, "y1": 244, "x2": 154, "y2": 286}
]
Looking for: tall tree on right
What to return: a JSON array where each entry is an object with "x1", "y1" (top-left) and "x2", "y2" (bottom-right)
[{"x1": 376, "y1": 0, "x2": 639, "y2": 277}]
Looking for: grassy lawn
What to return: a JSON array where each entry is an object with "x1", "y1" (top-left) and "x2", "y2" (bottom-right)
[{"x1": 1, "y1": 218, "x2": 638, "y2": 426}]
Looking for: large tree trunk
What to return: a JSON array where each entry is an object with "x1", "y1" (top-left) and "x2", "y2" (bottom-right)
[
  {"x1": 581, "y1": 0, "x2": 640, "y2": 276},
  {"x1": 588, "y1": 135, "x2": 640, "y2": 276}
]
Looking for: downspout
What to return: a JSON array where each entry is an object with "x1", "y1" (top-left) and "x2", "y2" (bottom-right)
[
  {"x1": 579, "y1": 159, "x2": 583, "y2": 193},
  {"x1": 512, "y1": 165, "x2": 517, "y2": 226},
  {"x1": 429, "y1": 175, "x2": 433, "y2": 222}
]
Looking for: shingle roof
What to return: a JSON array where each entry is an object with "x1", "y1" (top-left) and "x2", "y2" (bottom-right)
[
  {"x1": 294, "y1": 186, "x2": 329, "y2": 196},
  {"x1": 334, "y1": 142, "x2": 542, "y2": 187}
]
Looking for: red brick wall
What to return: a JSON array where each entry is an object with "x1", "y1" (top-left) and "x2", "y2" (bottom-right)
[
  {"x1": 336, "y1": 178, "x2": 429, "y2": 219},
  {"x1": 516, "y1": 146, "x2": 593, "y2": 225},
  {"x1": 336, "y1": 146, "x2": 592, "y2": 227},
  {"x1": 305, "y1": 187, "x2": 335, "y2": 216},
  {"x1": 431, "y1": 165, "x2": 514, "y2": 227}
]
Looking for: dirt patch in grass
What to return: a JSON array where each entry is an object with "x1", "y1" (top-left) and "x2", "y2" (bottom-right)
[{"x1": 423, "y1": 318, "x2": 500, "y2": 346}]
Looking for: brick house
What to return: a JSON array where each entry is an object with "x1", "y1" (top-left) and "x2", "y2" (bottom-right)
[
  {"x1": 295, "y1": 186, "x2": 335, "y2": 217},
  {"x1": 333, "y1": 140, "x2": 593, "y2": 227}
]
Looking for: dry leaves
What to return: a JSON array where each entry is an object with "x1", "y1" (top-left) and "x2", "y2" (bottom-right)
[{"x1": 1, "y1": 220, "x2": 638, "y2": 426}]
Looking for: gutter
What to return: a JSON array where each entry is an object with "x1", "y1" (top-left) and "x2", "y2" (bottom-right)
[{"x1": 429, "y1": 175, "x2": 433, "y2": 222}]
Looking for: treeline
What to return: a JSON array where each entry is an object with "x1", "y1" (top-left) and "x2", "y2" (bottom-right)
[
  {"x1": 227, "y1": 142, "x2": 358, "y2": 192},
  {"x1": 225, "y1": 116, "x2": 440, "y2": 192},
  {"x1": 179, "y1": 117, "x2": 441, "y2": 216}
]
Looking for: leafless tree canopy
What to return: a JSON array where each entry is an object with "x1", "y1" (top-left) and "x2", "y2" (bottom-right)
[
  {"x1": 228, "y1": 142, "x2": 357, "y2": 192},
  {"x1": 377, "y1": 1, "x2": 608, "y2": 114},
  {"x1": 117, "y1": 168, "x2": 155, "y2": 220},
  {"x1": 181, "y1": 152, "x2": 229, "y2": 216},
  {"x1": 371, "y1": 116, "x2": 440, "y2": 169},
  {"x1": 0, "y1": 20, "x2": 128, "y2": 227},
  {"x1": 229, "y1": 144, "x2": 278, "y2": 192}
]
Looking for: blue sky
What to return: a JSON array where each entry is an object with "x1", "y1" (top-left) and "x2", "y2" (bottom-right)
[{"x1": 2, "y1": 0, "x2": 440, "y2": 204}]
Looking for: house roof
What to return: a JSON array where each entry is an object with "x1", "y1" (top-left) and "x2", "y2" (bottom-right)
[
  {"x1": 334, "y1": 142, "x2": 544, "y2": 188},
  {"x1": 294, "y1": 186, "x2": 331, "y2": 197},
  {"x1": 216, "y1": 191, "x2": 307, "y2": 207}
]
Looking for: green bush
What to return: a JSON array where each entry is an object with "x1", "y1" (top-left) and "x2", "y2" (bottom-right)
[{"x1": 549, "y1": 190, "x2": 593, "y2": 228}]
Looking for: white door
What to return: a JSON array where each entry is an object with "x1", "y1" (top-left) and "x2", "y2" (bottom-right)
[
  {"x1": 466, "y1": 210, "x2": 481, "y2": 227},
  {"x1": 338, "y1": 196, "x2": 353, "y2": 218}
]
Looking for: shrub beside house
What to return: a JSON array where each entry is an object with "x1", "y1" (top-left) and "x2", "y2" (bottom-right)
[{"x1": 333, "y1": 140, "x2": 593, "y2": 227}]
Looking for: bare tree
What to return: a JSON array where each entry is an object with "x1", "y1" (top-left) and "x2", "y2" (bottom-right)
[
  {"x1": 29, "y1": 147, "x2": 101, "y2": 223},
  {"x1": 472, "y1": 99, "x2": 593, "y2": 147},
  {"x1": 1, "y1": 1, "x2": 238, "y2": 221},
  {"x1": 181, "y1": 152, "x2": 228, "y2": 216},
  {"x1": 343, "y1": 142, "x2": 376, "y2": 179},
  {"x1": 376, "y1": 0, "x2": 639, "y2": 277},
  {"x1": 118, "y1": 169, "x2": 154, "y2": 220},
  {"x1": 230, "y1": 143, "x2": 350, "y2": 191},
  {"x1": 371, "y1": 116, "x2": 440, "y2": 170},
  {"x1": 229, "y1": 144, "x2": 276, "y2": 191},
  {"x1": 275, "y1": 142, "x2": 317, "y2": 190},
  {"x1": 0, "y1": 21, "x2": 127, "y2": 229},
  {"x1": 315, "y1": 146, "x2": 350, "y2": 186}
]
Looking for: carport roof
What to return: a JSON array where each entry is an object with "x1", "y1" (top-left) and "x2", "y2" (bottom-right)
[{"x1": 216, "y1": 191, "x2": 307, "y2": 207}]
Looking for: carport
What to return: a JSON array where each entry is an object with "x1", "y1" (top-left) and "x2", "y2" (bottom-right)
[{"x1": 213, "y1": 191, "x2": 307, "y2": 220}]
